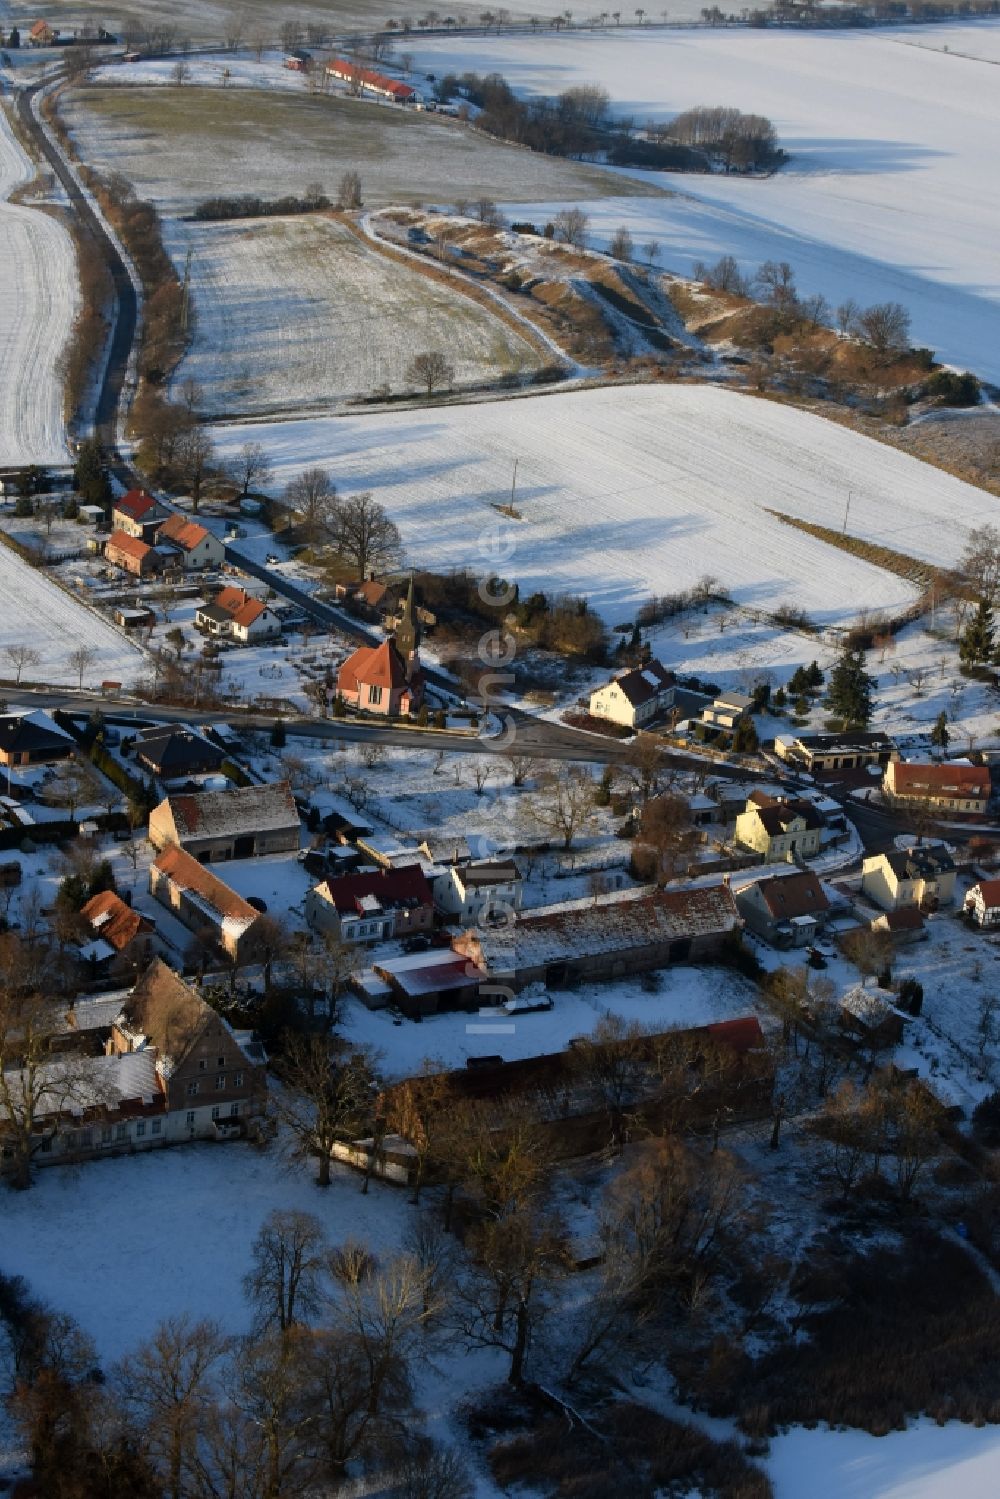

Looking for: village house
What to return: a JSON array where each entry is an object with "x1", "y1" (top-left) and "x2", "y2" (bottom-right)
[
  {"x1": 452, "y1": 881, "x2": 741, "y2": 991},
  {"x1": 838, "y1": 981, "x2": 906, "y2": 1048},
  {"x1": 104, "y1": 530, "x2": 161, "y2": 577},
  {"x1": 0, "y1": 708, "x2": 74, "y2": 768},
  {"x1": 112, "y1": 489, "x2": 170, "y2": 541},
  {"x1": 108, "y1": 959, "x2": 267, "y2": 1137},
  {"x1": 437, "y1": 860, "x2": 523, "y2": 926},
  {"x1": 195, "y1": 587, "x2": 282, "y2": 645},
  {"x1": 734, "y1": 868, "x2": 830, "y2": 948},
  {"x1": 113, "y1": 604, "x2": 156, "y2": 631},
  {"x1": 774, "y1": 730, "x2": 897, "y2": 775},
  {"x1": 699, "y1": 690, "x2": 754, "y2": 733},
  {"x1": 27, "y1": 19, "x2": 57, "y2": 46},
  {"x1": 155, "y1": 514, "x2": 225, "y2": 571},
  {"x1": 588, "y1": 660, "x2": 675, "y2": 730},
  {"x1": 149, "y1": 846, "x2": 261, "y2": 962},
  {"x1": 149, "y1": 780, "x2": 300, "y2": 862},
  {"x1": 134, "y1": 725, "x2": 225, "y2": 780},
  {"x1": 963, "y1": 879, "x2": 1000, "y2": 929},
  {"x1": 306, "y1": 866, "x2": 434, "y2": 944},
  {"x1": 283, "y1": 47, "x2": 312, "y2": 70},
  {"x1": 79, "y1": 890, "x2": 156, "y2": 975},
  {"x1": 861, "y1": 843, "x2": 956, "y2": 912},
  {"x1": 338, "y1": 584, "x2": 424, "y2": 716},
  {"x1": 325, "y1": 57, "x2": 418, "y2": 102},
  {"x1": 735, "y1": 791, "x2": 824, "y2": 864},
  {"x1": 884, "y1": 760, "x2": 991, "y2": 817}
]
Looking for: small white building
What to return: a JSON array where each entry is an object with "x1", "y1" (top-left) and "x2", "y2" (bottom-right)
[
  {"x1": 156, "y1": 515, "x2": 225, "y2": 571},
  {"x1": 588, "y1": 660, "x2": 674, "y2": 729},
  {"x1": 700, "y1": 690, "x2": 753, "y2": 732},
  {"x1": 437, "y1": 860, "x2": 523, "y2": 926},
  {"x1": 964, "y1": 879, "x2": 1000, "y2": 929}
]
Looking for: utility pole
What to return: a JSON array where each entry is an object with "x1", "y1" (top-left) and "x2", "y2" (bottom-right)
[{"x1": 843, "y1": 490, "x2": 851, "y2": 535}]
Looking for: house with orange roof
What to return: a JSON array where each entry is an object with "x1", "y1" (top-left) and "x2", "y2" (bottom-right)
[
  {"x1": 156, "y1": 513, "x2": 225, "y2": 571},
  {"x1": 150, "y1": 845, "x2": 261, "y2": 962},
  {"x1": 195, "y1": 586, "x2": 282, "y2": 644},
  {"x1": 28, "y1": 19, "x2": 57, "y2": 46},
  {"x1": 884, "y1": 760, "x2": 991, "y2": 817},
  {"x1": 104, "y1": 529, "x2": 162, "y2": 577},
  {"x1": 79, "y1": 890, "x2": 157, "y2": 974},
  {"x1": 964, "y1": 879, "x2": 1000, "y2": 930}
]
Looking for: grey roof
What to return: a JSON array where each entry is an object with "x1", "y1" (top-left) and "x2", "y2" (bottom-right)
[
  {"x1": 459, "y1": 861, "x2": 521, "y2": 888},
  {"x1": 159, "y1": 780, "x2": 300, "y2": 842},
  {"x1": 881, "y1": 843, "x2": 955, "y2": 880}
]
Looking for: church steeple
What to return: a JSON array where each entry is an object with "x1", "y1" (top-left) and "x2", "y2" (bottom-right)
[{"x1": 393, "y1": 573, "x2": 420, "y2": 670}]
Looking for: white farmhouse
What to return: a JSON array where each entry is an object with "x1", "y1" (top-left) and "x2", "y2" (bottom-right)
[
  {"x1": 589, "y1": 660, "x2": 674, "y2": 730},
  {"x1": 437, "y1": 861, "x2": 523, "y2": 926}
]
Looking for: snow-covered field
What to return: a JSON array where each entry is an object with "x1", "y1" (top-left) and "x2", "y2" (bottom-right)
[
  {"x1": 168, "y1": 215, "x2": 544, "y2": 415},
  {"x1": 211, "y1": 384, "x2": 993, "y2": 627},
  {"x1": 0, "y1": 102, "x2": 76, "y2": 466},
  {"x1": 0, "y1": 540, "x2": 144, "y2": 686},
  {"x1": 406, "y1": 23, "x2": 1000, "y2": 382}
]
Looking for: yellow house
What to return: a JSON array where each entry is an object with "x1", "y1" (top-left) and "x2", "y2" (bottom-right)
[
  {"x1": 735, "y1": 792, "x2": 824, "y2": 864},
  {"x1": 861, "y1": 843, "x2": 956, "y2": 912}
]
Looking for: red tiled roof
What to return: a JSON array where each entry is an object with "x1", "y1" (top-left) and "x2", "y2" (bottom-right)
[
  {"x1": 106, "y1": 529, "x2": 152, "y2": 562},
  {"x1": 876, "y1": 907, "x2": 925, "y2": 932},
  {"x1": 153, "y1": 845, "x2": 258, "y2": 927},
  {"x1": 339, "y1": 639, "x2": 410, "y2": 695},
  {"x1": 81, "y1": 890, "x2": 154, "y2": 953},
  {"x1": 971, "y1": 879, "x2": 1000, "y2": 908},
  {"x1": 317, "y1": 865, "x2": 433, "y2": 917},
  {"x1": 210, "y1": 587, "x2": 268, "y2": 628},
  {"x1": 888, "y1": 761, "x2": 991, "y2": 800},
  {"x1": 751, "y1": 870, "x2": 830, "y2": 920},
  {"x1": 158, "y1": 514, "x2": 212, "y2": 551},
  {"x1": 327, "y1": 57, "x2": 415, "y2": 98},
  {"x1": 116, "y1": 489, "x2": 158, "y2": 520}
]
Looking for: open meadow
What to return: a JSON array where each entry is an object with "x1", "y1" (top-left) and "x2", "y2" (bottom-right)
[
  {"x1": 210, "y1": 383, "x2": 994, "y2": 628},
  {"x1": 406, "y1": 22, "x2": 1000, "y2": 382},
  {"x1": 167, "y1": 215, "x2": 546, "y2": 415},
  {"x1": 0, "y1": 103, "x2": 77, "y2": 467},
  {"x1": 60, "y1": 82, "x2": 655, "y2": 214}
]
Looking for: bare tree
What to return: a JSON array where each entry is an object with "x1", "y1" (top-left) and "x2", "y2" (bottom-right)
[
  {"x1": 284, "y1": 466, "x2": 338, "y2": 541},
  {"x1": 406, "y1": 351, "x2": 455, "y2": 398},
  {"x1": 244, "y1": 1210, "x2": 330, "y2": 1334},
  {"x1": 272, "y1": 1033, "x2": 378, "y2": 1186},
  {"x1": 67, "y1": 644, "x2": 97, "y2": 689},
  {"x1": 171, "y1": 59, "x2": 191, "y2": 85},
  {"x1": 960, "y1": 524, "x2": 1000, "y2": 604},
  {"x1": 176, "y1": 427, "x2": 216, "y2": 514},
  {"x1": 856, "y1": 301, "x2": 911, "y2": 357},
  {"x1": 329, "y1": 492, "x2": 402, "y2": 578},
  {"x1": 337, "y1": 169, "x2": 363, "y2": 209},
  {"x1": 4, "y1": 643, "x2": 41, "y2": 684},
  {"x1": 460, "y1": 1207, "x2": 570, "y2": 1385},
  {"x1": 526, "y1": 764, "x2": 598, "y2": 849},
  {"x1": 233, "y1": 441, "x2": 273, "y2": 499},
  {"x1": 115, "y1": 1315, "x2": 227, "y2": 1499},
  {"x1": 608, "y1": 225, "x2": 634, "y2": 261},
  {"x1": 508, "y1": 753, "x2": 540, "y2": 788},
  {"x1": 553, "y1": 206, "x2": 589, "y2": 249}
]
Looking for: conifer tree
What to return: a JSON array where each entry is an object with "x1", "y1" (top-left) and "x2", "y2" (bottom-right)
[
  {"x1": 826, "y1": 648, "x2": 875, "y2": 727},
  {"x1": 959, "y1": 598, "x2": 995, "y2": 669}
]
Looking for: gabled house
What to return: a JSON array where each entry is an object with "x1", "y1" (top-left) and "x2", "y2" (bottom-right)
[
  {"x1": 283, "y1": 47, "x2": 312, "y2": 70},
  {"x1": 452, "y1": 882, "x2": 741, "y2": 990},
  {"x1": 588, "y1": 660, "x2": 674, "y2": 729},
  {"x1": 964, "y1": 879, "x2": 1000, "y2": 929},
  {"x1": 871, "y1": 907, "x2": 927, "y2": 945},
  {"x1": 149, "y1": 781, "x2": 300, "y2": 862},
  {"x1": 838, "y1": 982, "x2": 905, "y2": 1047},
  {"x1": 861, "y1": 842, "x2": 956, "y2": 912},
  {"x1": 104, "y1": 530, "x2": 162, "y2": 577},
  {"x1": 149, "y1": 846, "x2": 261, "y2": 962},
  {"x1": 734, "y1": 869, "x2": 830, "y2": 947},
  {"x1": 884, "y1": 760, "x2": 991, "y2": 817},
  {"x1": 437, "y1": 861, "x2": 523, "y2": 926},
  {"x1": 774, "y1": 730, "x2": 897, "y2": 775},
  {"x1": 195, "y1": 587, "x2": 282, "y2": 645},
  {"x1": 735, "y1": 792, "x2": 824, "y2": 864},
  {"x1": 0, "y1": 709, "x2": 74, "y2": 768},
  {"x1": 325, "y1": 57, "x2": 417, "y2": 102},
  {"x1": 369, "y1": 950, "x2": 485, "y2": 1018},
  {"x1": 135, "y1": 725, "x2": 225, "y2": 780},
  {"x1": 109, "y1": 959, "x2": 266, "y2": 1135},
  {"x1": 112, "y1": 489, "x2": 169, "y2": 541},
  {"x1": 155, "y1": 514, "x2": 225, "y2": 571},
  {"x1": 306, "y1": 866, "x2": 434, "y2": 944},
  {"x1": 79, "y1": 891, "x2": 156, "y2": 974}
]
